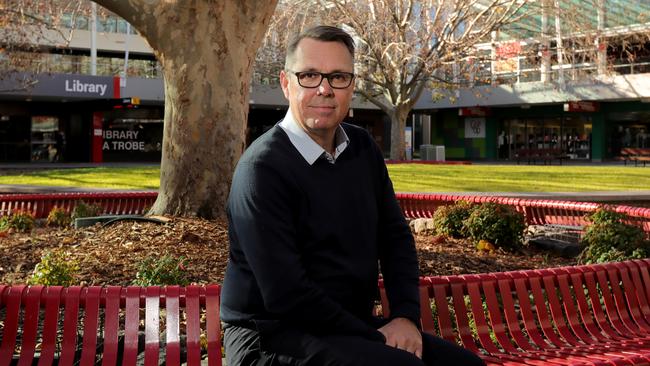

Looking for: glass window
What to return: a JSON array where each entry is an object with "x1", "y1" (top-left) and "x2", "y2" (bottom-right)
[
  {"x1": 116, "y1": 19, "x2": 132, "y2": 34},
  {"x1": 76, "y1": 16, "x2": 88, "y2": 30}
]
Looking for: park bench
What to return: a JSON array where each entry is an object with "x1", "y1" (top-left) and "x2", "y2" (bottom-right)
[
  {"x1": 4, "y1": 259, "x2": 650, "y2": 365},
  {"x1": 0, "y1": 285, "x2": 222, "y2": 365},
  {"x1": 381, "y1": 259, "x2": 650, "y2": 365},
  {"x1": 515, "y1": 148, "x2": 568, "y2": 165},
  {"x1": 617, "y1": 147, "x2": 650, "y2": 167}
]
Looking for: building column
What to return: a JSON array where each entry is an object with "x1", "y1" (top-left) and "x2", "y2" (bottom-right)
[
  {"x1": 591, "y1": 112, "x2": 606, "y2": 162},
  {"x1": 485, "y1": 116, "x2": 498, "y2": 160}
]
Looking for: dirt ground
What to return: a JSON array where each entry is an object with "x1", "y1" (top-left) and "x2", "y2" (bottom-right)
[{"x1": 0, "y1": 217, "x2": 576, "y2": 286}]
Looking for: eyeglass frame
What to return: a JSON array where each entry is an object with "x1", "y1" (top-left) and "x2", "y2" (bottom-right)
[{"x1": 286, "y1": 70, "x2": 355, "y2": 89}]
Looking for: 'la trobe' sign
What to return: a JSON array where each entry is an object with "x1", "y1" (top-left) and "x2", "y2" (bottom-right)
[{"x1": 65, "y1": 79, "x2": 108, "y2": 96}]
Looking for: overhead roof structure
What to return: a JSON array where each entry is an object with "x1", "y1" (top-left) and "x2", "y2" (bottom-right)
[{"x1": 492, "y1": 0, "x2": 650, "y2": 40}]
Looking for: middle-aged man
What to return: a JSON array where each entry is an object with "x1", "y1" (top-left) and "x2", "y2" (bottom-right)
[{"x1": 221, "y1": 25, "x2": 486, "y2": 366}]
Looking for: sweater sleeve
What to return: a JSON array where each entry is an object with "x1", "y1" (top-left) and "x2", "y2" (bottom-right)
[
  {"x1": 373, "y1": 145, "x2": 421, "y2": 327},
  {"x1": 228, "y1": 161, "x2": 385, "y2": 341}
]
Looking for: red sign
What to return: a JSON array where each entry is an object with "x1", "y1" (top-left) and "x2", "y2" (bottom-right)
[
  {"x1": 496, "y1": 42, "x2": 521, "y2": 59},
  {"x1": 92, "y1": 112, "x2": 103, "y2": 163},
  {"x1": 563, "y1": 101, "x2": 600, "y2": 112},
  {"x1": 459, "y1": 107, "x2": 491, "y2": 117}
]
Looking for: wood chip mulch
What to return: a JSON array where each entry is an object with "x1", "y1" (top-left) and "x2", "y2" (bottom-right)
[{"x1": 0, "y1": 217, "x2": 576, "y2": 286}]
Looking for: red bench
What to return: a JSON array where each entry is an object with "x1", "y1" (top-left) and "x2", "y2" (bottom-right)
[
  {"x1": 617, "y1": 148, "x2": 650, "y2": 167},
  {"x1": 380, "y1": 259, "x2": 650, "y2": 366},
  {"x1": 4, "y1": 259, "x2": 650, "y2": 365},
  {"x1": 515, "y1": 148, "x2": 569, "y2": 165},
  {"x1": 0, "y1": 285, "x2": 222, "y2": 365}
]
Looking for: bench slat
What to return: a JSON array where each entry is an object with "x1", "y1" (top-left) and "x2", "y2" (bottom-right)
[
  {"x1": 0, "y1": 285, "x2": 24, "y2": 365},
  {"x1": 17, "y1": 286, "x2": 43, "y2": 366},
  {"x1": 101, "y1": 286, "x2": 122, "y2": 366},
  {"x1": 145, "y1": 286, "x2": 161, "y2": 366},
  {"x1": 165, "y1": 286, "x2": 182, "y2": 365},
  {"x1": 59, "y1": 286, "x2": 82, "y2": 366},
  {"x1": 186, "y1": 286, "x2": 202, "y2": 366},
  {"x1": 496, "y1": 276, "x2": 538, "y2": 352},
  {"x1": 206, "y1": 285, "x2": 222, "y2": 365},
  {"x1": 80, "y1": 287, "x2": 101, "y2": 365},
  {"x1": 614, "y1": 265, "x2": 650, "y2": 333},
  {"x1": 123, "y1": 286, "x2": 141, "y2": 365},
  {"x1": 38, "y1": 286, "x2": 63, "y2": 366},
  {"x1": 431, "y1": 280, "x2": 456, "y2": 343}
]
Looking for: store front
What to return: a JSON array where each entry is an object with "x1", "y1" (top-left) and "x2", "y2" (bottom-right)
[
  {"x1": 499, "y1": 115, "x2": 592, "y2": 161},
  {"x1": 606, "y1": 110, "x2": 650, "y2": 158},
  {"x1": 97, "y1": 107, "x2": 163, "y2": 162}
]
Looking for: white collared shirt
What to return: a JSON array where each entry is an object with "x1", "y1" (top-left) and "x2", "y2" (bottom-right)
[{"x1": 278, "y1": 110, "x2": 350, "y2": 165}]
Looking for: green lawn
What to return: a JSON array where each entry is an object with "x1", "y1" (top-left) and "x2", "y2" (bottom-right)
[
  {"x1": 0, "y1": 164, "x2": 649, "y2": 192},
  {"x1": 388, "y1": 164, "x2": 650, "y2": 192},
  {"x1": 0, "y1": 167, "x2": 160, "y2": 190}
]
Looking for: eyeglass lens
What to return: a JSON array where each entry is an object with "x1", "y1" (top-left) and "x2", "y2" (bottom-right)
[{"x1": 296, "y1": 72, "x2": 353, "y2": 89}]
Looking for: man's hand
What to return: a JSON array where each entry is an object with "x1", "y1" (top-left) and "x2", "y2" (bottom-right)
[{"x1": 378, "y1": 317, "x2": 422, "y2": 358}]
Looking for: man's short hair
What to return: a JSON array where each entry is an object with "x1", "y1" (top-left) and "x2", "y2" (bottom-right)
[{"x1": 285, "y1": 25, "x2": 355, "y2": 69}]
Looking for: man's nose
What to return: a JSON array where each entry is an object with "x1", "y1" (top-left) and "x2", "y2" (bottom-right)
[{"x1": 317, "y1": 78, "x2": 334, "y2": 96}]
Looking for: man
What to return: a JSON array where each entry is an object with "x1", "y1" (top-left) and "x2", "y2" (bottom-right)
[{"x1": 221, "y1": 25, "x2": 485, "y2": 366}]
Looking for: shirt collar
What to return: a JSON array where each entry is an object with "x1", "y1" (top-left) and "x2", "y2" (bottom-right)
[{"x1": 279, "y1": 110, "x2": 349, "y2": 165}]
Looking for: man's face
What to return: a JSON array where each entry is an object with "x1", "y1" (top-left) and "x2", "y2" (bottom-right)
[{"x1": 280, "y1": 38, "x2": 354, "y2": 136}]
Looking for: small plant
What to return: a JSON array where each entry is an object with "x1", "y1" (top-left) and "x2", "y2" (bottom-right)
[
  {"x1": 579, "y1": 208, "x2": 649, "y2": 264},
  {"x1": 431, "y1": 200, "x2": 476, "y2": 238},
  {"x1": 463, "y1": 202, "x2": 526, "y2": 251},
  {"x1": 71, "y1": 201, "x2": 103, "y2": 219},
  {"x1": 46, "y1": 207, "x2": 72, "y2": 227},
  {"x1": 133, "y1": 254, "x2": 190, "y2": 286},
  {"x1": 1, "y1": 210, "x2": 36, "y2": 233},
  {"x1": 28, "y1": 249, "x2": 80, "y2": 286}
]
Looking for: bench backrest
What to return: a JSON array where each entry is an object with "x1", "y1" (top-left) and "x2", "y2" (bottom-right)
[
  {"x1": 4, "y1": 259, "x2": 650, "y2": 365},
  {"x1": 621, "y1": 147, "x2": 650, "y2": 156},
  {"x1": 379, "y1": 259, "x2": 650, "y2": 356},
  {"x1": 0, "y1": 285, "x2": 222, "y2": 366}
]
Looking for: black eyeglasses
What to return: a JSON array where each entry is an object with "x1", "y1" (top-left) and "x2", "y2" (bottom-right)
[{"x1": 288, "y1": 70, "x2": 355, "y2": 89}]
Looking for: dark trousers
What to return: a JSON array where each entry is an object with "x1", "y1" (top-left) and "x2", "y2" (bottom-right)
[{"x1": 224, "y1": 324, "x2": 485, "y2": 366}]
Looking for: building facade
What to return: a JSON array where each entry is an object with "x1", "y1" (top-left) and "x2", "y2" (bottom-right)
[{"x1": 1, "y1": 1, "x2": 649, "y2": 163}]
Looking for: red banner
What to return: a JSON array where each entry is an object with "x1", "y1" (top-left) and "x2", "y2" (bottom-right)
[
  {"x1": 92, "y1": 112, "x2": 103, "y2": 163},
  {"x1": 563, "y1": 101, "x2": 600, "y2": 112},
  {"x1": 459, "y1": 107, "x2": 491, "y2": 117}
]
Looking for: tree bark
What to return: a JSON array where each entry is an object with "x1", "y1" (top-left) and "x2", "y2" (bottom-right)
[
  {"x1": 93, "y1": 0, "x2": 278, "y2": 218},
  {"x1": 388, "y1": 106, "x2": 410, "y2": 161}
]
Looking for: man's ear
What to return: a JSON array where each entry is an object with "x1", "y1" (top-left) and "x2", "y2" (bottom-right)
[{"x1": 280, "y1": 70, "x2": 290, "y2": 100}]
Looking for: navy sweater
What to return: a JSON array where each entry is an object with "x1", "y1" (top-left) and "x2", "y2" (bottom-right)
[{"x1": 220, "y1": 123, "x2": 419, "y2": 341}]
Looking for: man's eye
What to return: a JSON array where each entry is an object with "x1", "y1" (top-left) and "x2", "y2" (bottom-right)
[
  {"x1": 300, "y1": 72, "x2": 320, "y2": 80},
  {"x1": 331, "y1": 73, "x2": 347, "y2": 81}
]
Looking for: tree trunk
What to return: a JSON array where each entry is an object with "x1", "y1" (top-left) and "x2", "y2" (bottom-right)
[
  {"x1": 388, "y1": 107, "x2": 410, "y2": 160},
  {"x1": 93, "y1": 1, "x2": 277, "y2": 218}
]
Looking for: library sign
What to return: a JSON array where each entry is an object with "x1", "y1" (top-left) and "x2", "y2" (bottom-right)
[{"x1": 102, "y1": 129, "x2": 145, "y2": 151}]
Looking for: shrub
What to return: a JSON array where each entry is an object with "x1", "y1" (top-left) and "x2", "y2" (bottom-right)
[
  {"x1": 47, "y1": 207, "x2": 72, "y2": 227},
  {"x1": 579, "y1": 208, "x2": 649, "y2": 264},
  {"x1": 1, "y1": 211, "x2": 36, "y2": 233},
  {"x1": 431, "y1": 200, "x2": 476, "y2": 238},
  {"x1": 71, "y1": 201, "x2": 103, "y2": 219},
  {"x1": 28, "y1": 249, "x2": 80, "y2": 286},
  {"x1": 133, "y1": 254, "x2": 190, "y2": 286},
  {"x1": 463, "y1": 202, "x2": 526, "y2": 251}
]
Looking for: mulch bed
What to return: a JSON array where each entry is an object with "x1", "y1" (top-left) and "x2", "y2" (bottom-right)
[{"x1": 0, "y1": 217, "x2": 576, "y2": 286}]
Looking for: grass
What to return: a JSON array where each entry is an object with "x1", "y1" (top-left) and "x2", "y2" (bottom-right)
[
  {"x1": 388, "y1": 164, "x2": 650, "y2": 192},
  {"x1": 0, "y1": 164, "x2": 649, "y2": 192},
  {"x1": 0, "y1": 167, "x2": 160, "y2": 190}
]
